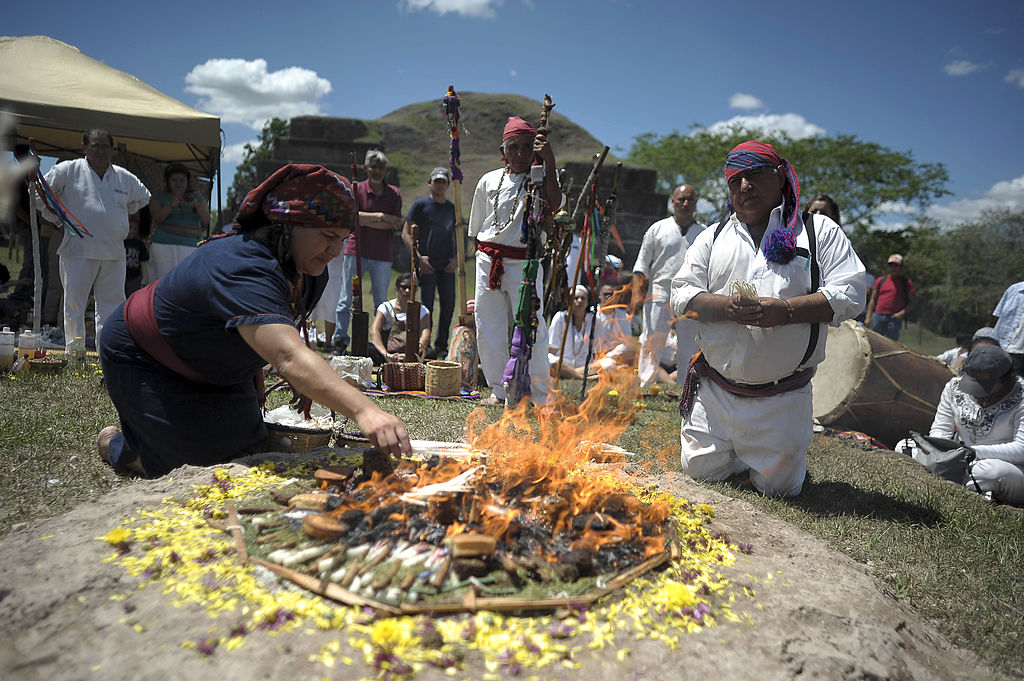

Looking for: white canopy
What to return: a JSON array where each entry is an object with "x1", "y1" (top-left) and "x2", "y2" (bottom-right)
[{"x1": 0, "y1": 35, "x2": 220, "y2": 178}]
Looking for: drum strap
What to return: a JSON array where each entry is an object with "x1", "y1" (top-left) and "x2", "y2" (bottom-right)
[{"x1": 711, "y1": 214, "x2": 821, "y2": 366}]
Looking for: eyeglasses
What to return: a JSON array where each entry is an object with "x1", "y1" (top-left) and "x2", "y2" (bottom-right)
[{"x1": 727, "y1": 166, "x2": 775, "y2": 189}]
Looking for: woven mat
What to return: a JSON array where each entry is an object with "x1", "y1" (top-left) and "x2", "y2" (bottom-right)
[{"x1": 364, "y1": 387, "x2": 480, "y2": 401}]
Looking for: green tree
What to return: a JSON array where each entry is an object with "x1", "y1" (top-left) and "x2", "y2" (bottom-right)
[
  {"x1": 627, "y1": 124, "x2": 950, "y2": 232},
  {"x1": 225, "y1": 117, "x2": 290, "y2": 221}
]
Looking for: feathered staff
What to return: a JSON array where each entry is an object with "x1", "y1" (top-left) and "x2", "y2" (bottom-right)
[
  {"x1": 501, "y1": 94, "x2": 554, "y2": 407},
  {"x1": 349, "y1": 153, "x2": 369, "y2": 357}
]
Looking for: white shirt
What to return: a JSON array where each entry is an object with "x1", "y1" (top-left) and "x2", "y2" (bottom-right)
[
  {"x1": 930, "y1": 377, "x2": 1024, "y2": 465},
  {"x1": 671, "y1": 208, "x2": 865, "y2": 384},
  {"x1": 468, "y1": 168, "x2": 533, "y2": 247},
  {"x1": 1007, "y1": 314, "x2": 1024, "y2": 355},
  {"x1": 548, "y1": 310, "x2": 594, "y2": 368},
  {"x1": 633, "y1": 217, "x2": 706, "y2": 304},
  {"x1": 993, "y1": 281, "x2": 1024, "y2": 349},
  {"x1": 595, "y1": 307, "x2": 631, "y2": 358},
  {"x1": 43, "y1": 158, "x2": 151, "y2": 260}
]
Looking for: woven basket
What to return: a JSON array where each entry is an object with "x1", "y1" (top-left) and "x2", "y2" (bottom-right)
[
  {"x1": 265, "y1": 422, "x2": 332, "y2": 453},
  {"x1": 425, "y1": 360, "x2": 461, "y2": 396},
  {"x1": 379, "y1": 362, "x2": 425, "y2": 391}
]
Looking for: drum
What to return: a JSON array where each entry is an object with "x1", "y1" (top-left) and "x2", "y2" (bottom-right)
[{"x1": 811, "y1": 321, "x2": 953, "y2": 448}]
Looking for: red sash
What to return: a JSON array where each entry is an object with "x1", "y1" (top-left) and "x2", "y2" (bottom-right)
[
  {"x1": 124, "y1": 282, "x2": 205, "y2": 383},
  {"x1": 476, "y1": 242, "x2": 527, "y2": 290}
]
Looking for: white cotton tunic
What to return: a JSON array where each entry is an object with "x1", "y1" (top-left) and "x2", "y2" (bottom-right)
[
  {"x1": 43, "y1": 158, "x2": 151, "y2": 260},
  {"x1": 548, "y1": 308, "x2": 631, "y2": 369},
  {"x1": 633, "y1": 217, "x2": 706, "y2": 304},
  {"x1": 468, "y1": 168, "x2": 533, "y2": 247},
  {"x1": 671, "y1": 209, "x2": 865, "y2": 384}
]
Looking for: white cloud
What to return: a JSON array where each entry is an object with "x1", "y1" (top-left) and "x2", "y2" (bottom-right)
[
  {"x1": 729, "y1": 93, "x2": 764, "y2": 110},
  {"x1": 399, "y1": 0, "x2": 502, "y2": 18},
  {"x1": 925, "y1": 174, "x2": 1024, "y2": 224},
  {"x1": 510, "y1": 69, "x2": 517, "y2": 77},
  {"x1": 706, "y1": 113, "x2": 826, "y2": 140},
  {"x1": 944, "y1": 59, "x2": 983, "y2": 76},
  {"x1": 185, "y1": 58, "x2": 332, "y2": 130},
  {"x1": 1005, "y1": 68, "x2": 1024, "y2": 88},
  {"x1": 876, "y1": 201, "x2": 917, "y2": 215},
  {"x1": 221, "y1": 141, "x2": 253, "y2": 164}
]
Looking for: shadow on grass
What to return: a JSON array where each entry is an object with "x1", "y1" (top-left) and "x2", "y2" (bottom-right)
[{"x1": 784, "y1": 477, "x2": 945, "y2": 526}]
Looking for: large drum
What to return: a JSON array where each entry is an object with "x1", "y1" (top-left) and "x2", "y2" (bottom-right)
[{"x1": 811, "y1": 321, "x2": 953, "y2": 448}]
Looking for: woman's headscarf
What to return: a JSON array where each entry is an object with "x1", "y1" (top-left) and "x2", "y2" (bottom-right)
[{"x1": 236, "y1": 164, "x2": 355, "y2": 232}]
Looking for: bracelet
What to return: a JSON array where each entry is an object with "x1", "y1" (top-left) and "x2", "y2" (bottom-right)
[{"x1": 784, "y1": 300, "x2": 795, "y2": 324}]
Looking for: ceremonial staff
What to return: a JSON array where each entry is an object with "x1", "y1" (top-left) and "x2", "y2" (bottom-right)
[
  {"x1": 349, "y1": 153, "x2": 369, "y2": 357},
  {"x1": 542, "y1": 171, "x2": 574, "y2": 323},
  {"x1": 554, "y1": 148, "x2": 607, "y2": 382},
  {"x1": 442, "y1": 86, "x2": 471, "y2": 328},
  {"x1": 581, "y1": 161, "x2": 622, "y2": 398},
  {"x1": 405, "y1": 223, "x2": 422, "y2": 362},
  {"x1": 502, "y1": 94, "x2": 554, "y2": 407}
]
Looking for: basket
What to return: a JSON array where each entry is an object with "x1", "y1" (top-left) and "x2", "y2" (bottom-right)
[
  {"x1": 28, "y1": 356, "x2": 68, "y2": 375},
  {"x1": 265, "y1": 422, "x2": 333, "y2": 453},
  {"x1": 379, "y1": 362, "x2": 425, "y2": 391},
  {"x1": 425, "y1": 360, "x2": 461, "y2": 396}
]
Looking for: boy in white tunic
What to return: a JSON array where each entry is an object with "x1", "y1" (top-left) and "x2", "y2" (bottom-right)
[{"x1": 671, "y1": 141, "x2": 865, "y2": 496}]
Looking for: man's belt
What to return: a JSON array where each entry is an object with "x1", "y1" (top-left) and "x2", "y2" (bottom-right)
[
  {"x1": 476, "y1": 242, "x2": 527, "y2": 290},
  {"x1": 679, "y1": 351, "x2": 814, "y2": 418}
]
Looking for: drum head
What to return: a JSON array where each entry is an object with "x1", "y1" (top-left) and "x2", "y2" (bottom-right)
[{"x1": 812, "y1": 320, "x2": 871, "y2": 421}]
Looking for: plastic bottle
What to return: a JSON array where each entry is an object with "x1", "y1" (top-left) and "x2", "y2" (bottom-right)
[
  {"x1": 69, "y1": 336, "x2": 87, "y2": 366},
  {"x1": 0, "y1": 327, "x2": 15, "y2": 371},
  {"x1": 16, "y1": 331, "x2": 36, "y2": 369}
]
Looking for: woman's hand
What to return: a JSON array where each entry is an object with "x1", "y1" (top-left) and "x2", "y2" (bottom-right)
[{"x1": 354, "y1": 406, "x2": 410, "y2": 460}]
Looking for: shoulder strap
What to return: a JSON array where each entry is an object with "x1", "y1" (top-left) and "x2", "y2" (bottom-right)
[{"x1": 798, "y1": 214, "x2": 820, "y2": 367}]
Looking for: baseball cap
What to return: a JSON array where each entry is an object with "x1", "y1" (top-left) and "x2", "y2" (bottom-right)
[
  {"x1": 971, "y1": 326, "x2": 1000, "y2": 345},
  {"x1": 887, "y1": 254, "x2": 904, "y2": 265},
  {"x1": 960, "y1": 345, "x2": 1012, "y2": 398},
  {"x1": 429, "y1": 167, "x2": 451, "y2": 183}
]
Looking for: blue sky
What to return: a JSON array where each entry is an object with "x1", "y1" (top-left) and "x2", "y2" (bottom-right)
[{"x1": 6, "y1": 0, "x2": 1023, "y2": 227}]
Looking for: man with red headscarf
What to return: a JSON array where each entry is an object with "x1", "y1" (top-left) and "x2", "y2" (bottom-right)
[
  {"x1": 468, "y1": 116, "x2": 562, "y2": 406},
  {"x1": 671, "y1": 141, "x2": 865, "y2": 496},
  {"x1": 97, "y1": 164, "x2": 410, "y2": 477}
]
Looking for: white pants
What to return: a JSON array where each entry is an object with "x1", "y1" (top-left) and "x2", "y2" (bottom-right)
[
  {"x1": 148, "y1": 243, "x2": 197, "y2": 282},
  {"x1": 681, "y1": 379, "x2": 812, "y2": 496},
  {"x1": 474, "y1": 252, "x2": 550, "y2": 405},
  {"x1": 968, "y1": 459, "x2": 1024, "y2": 505},
  {"x1": 638, "y1": 299, "x2": 699, "y2": 387},
  {"x1": 59, "y1": 256, "x2": 125, "y2": 350}
]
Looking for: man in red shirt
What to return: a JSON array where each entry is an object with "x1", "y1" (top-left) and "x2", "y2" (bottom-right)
[
  {"x1": 865, "y1": 253, "x2": 916, "y2": 341},
  {"x1": 332, "y1": 150, "x2": 402, "y2": 355}
]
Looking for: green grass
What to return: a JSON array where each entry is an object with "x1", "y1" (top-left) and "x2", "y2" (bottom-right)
[{"x1": 1, "y1": 365, "x2": 1022, "y2": 676}]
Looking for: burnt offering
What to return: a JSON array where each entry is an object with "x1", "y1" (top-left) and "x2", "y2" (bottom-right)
[{"x1": 240, "y1": 446, "x2": 677, "y2": 614}]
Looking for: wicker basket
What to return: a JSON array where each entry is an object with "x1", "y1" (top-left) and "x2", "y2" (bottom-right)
[
  {"x1": 379, "y1": 362, "x2": 425, "y2": 391},
  {"x1": 425, "y1": 360, "x2": 461, "y2": 396},
  {"x1": 265, "y1": 422, "x2": 333, "y2": 453}
]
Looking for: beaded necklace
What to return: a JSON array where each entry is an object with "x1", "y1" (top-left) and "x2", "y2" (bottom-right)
[{"x1": 491, "y1": 168, "x2": 528, "y2": 231}]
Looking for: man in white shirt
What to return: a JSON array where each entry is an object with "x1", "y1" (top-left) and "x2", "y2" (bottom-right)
[
  {"x1": 42, "y1": 130, "x2": 151, "y2": 350},
  {"x1": 468, "y1": 117, "x2": 561, "y2": 407},
  {"x1": 631, "y1": 184, "x2": 706, "y2": 388},
  {"x1": 671, "y1": 141, "x2": 865, "y2": 496}
]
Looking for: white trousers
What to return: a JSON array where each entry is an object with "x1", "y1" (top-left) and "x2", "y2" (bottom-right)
[
  {"x1": 474, "y1": 252, "x2": 550, "y2": 404},
  {"x1": 638, "y1": 299, "x2": 699, "y2": 387},
  {"x1": 681, "y1": 378, "x2": 812, "y2": 496},
  {"x1": 968, "y1": 459, "x2": 1024, "y2": 505},
  {"x1": 59, "y1": 256, "x2": 125, "y2": 350},
  {"x1": 148, "y1": 243, "x2": 197, "y2": 282}
]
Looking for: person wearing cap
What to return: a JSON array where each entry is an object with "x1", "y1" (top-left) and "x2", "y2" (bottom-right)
[
  {"x1": 402, "y1": 166, "x2": 457, "y2": 358},
  {"x1": 671, "y1": 141, "x2": 866, "y2": 496},
  {"x1": 468, "y1": 116, "x2": 562, "y2": 406},
  {"x1": 864, "y1": 253, "x2": 916, "y2": 341},
  {"x1": 97, "y1": 164, "x2": 411, "y2": 478},
  {"x1": 332, "y1": 150, "x2": 403, "y2": 356},
  {"x1": 632, "y1": 184, "x2": 706, "y2": 388},
  {"x1": 928, "y1": 345, "x2": 1024, "y2": 505}
]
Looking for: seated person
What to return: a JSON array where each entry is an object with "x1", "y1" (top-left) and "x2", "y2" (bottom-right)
[
  {"x1": 595, "y1": 282, "x2": 636, "y2": 368},
  {"x1": 936, "y1": 333, "x2": 972, "y2": 373},
  {"x1": 548, "y1": 285, "x2": 632, "y2": 379},
  {"x1": 927, "y1": 345, "x2": 1024, "y2": 505},
  {"x1": 971, "y1": 326, "x2": 1000, "y2": 350},
  {"x1": 369, "y1": 273, "x2": 430, "y2": 365}
]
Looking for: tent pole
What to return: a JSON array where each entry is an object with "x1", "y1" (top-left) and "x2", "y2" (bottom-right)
[{"x1": 214, "y1": 147, "x2": 222, "y2": 237}]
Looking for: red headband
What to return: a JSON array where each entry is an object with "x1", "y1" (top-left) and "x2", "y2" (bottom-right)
[{"x1": 502, "y1": 116, "x2": 536, "y2": 141}]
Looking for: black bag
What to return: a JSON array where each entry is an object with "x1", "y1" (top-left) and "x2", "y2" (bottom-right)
[{"x1": 909, "y1": 431, "x2": 975, "y2": 483}]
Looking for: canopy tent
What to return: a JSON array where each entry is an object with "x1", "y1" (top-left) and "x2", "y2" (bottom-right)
[{"x1": 0, "y1": 35, "x2": 220, "y2": 180}]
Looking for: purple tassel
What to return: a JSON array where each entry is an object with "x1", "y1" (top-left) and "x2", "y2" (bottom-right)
[{"x1": 502, "y1": 326, "x2": 532, "y2": 406}]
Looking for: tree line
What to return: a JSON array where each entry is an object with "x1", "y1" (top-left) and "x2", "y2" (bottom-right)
[{"x1": 626, "y1": 125, "x2": 1023, "y2": 338}]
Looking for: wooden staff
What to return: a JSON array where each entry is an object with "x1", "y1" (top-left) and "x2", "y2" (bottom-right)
[
  {"x1": 349, "y1": 154, "x2": 369, "y2": 357},
  {"x1": 405, "y1": 223, "x2": 422, "y2": 362},
  {"x1": 581, "y1": 162, "x2": 622, "y2": 397},
  {"x1": 442, "y1": 86, "x2": 471, "y2": 327}
]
